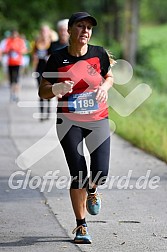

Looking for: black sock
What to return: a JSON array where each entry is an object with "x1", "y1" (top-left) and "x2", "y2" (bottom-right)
[
  {"x1": 76, "y1": 218, "x2": 86, "y2": 227},
  {"x1": 88, "y1": 187, "x2": 96, "y2": 194}
]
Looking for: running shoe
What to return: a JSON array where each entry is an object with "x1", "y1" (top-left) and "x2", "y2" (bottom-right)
[
  {"x1": 86, "y1": 188, "x2": 101, "y2": 215},
  {"x1": 72, "y1": 224, "x2": 92, "y2": 244}
]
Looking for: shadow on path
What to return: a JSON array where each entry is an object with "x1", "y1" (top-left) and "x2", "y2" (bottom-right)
[{"x1": 0, "y1": 236, "x2": 73, "y2": 247}]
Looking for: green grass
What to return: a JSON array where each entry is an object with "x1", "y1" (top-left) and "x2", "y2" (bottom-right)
[
  {"x1": 109, "y1": 89, "x2": 167, "y2": 162},
  {"x1": 139, "y1": 24, "x2": 167, "y2": 90},
  {"x1": 108, "y1": 24, "x2": 167, "y2": 162},
  {"x1": 0, "y1": 69, "x2": 4, "y2": 85}
]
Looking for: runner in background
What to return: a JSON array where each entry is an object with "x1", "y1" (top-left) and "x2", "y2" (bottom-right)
[
  {"x1": 50, "y1": 29, "x2": 58, "y2": 42},
  {"x1": 48, "y1": 19, "x2": 69, "y2": 54},
  {"x1": 32, "y1": 24, "x2": 53, "y2": 121},
  {"x1": 4, "y1": 29, "x2": 27, "y2": 102}
]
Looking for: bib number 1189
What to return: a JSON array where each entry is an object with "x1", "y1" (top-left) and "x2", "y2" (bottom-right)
[
  {"x1": 73, "y1": 98, "x2": 95, "y2": 109},
  {"x1": 68, "y1": 92, "x2": 99, "y2": 114}
]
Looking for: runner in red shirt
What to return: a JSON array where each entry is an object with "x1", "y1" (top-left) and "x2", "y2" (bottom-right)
[
  {"x1": 5, "y1": 30, "x2": 27, "y2": 102},
  {"x1": 39, "y1": 12, "x2": 114, "y2": 244}
]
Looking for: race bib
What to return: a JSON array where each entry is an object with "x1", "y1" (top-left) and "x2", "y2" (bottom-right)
[
  {"x1": 68, "y1": 92, "x2": 99, "y2": 114},
  {"x1": 10, "y1": 51, "x2": 19, "y2": 59}
]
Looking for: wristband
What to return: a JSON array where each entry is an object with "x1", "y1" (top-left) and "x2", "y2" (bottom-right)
[{"x1": 52, "y1": 83, "x2": 60, "y2": 96}]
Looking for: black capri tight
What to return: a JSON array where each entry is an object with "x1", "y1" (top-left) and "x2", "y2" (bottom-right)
[
  {"x1": 8, "y1": 65, "x2": 20, "y2": 85},
  {"x1": 56, "y1": 115, "x2": 111, "y2": 189}
]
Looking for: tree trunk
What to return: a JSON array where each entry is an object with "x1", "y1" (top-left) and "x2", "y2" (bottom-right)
[
  {"x1": 112, "y1": 0, "x2": 120, "y2": 42},
  {"x1": 102, "y1": 0, "x2": 113, "y2": 46},
  {"x1": 123, "y1": 0, "x2": 139, "y2": 67}
]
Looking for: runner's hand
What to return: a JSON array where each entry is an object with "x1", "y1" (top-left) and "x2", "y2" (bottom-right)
[
  {"x1": 95, "y1": 87, "x2": 108, "y2": 103},
  {"x1": 52, "y1": 81, "x2": 74, "y2": 98}
]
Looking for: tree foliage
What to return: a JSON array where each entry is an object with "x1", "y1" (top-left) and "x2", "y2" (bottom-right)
[
  {"x1": 0, "y1": 0, "x2": 85, "y2": 38},
  {"x1": 0, "y1": 0, "x2": 167, "y2": 66},
  {"x1": 140, "y1": 0, "x2": 167, "y2": 24},
  {"x1": 1, "y1": 0, "x2": 167, "y2": 36}
]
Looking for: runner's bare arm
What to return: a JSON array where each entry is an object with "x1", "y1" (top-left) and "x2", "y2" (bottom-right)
[
  {"x1": 101, "y1": 69, "x2": 114, "y2": 91},
  {"x1": 38, "y1": 77, "x2": 55, "y2": 99},
  {"x1": 38, "y1": 77, "x2": 74, "y2": 99},
  {"x1": 96, "y1": 69, "x2": 114, "y2": 103}
]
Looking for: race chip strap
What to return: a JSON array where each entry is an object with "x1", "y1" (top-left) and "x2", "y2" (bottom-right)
[{"x1": 68, "y1": 92, "x2": 99, "y2": 114}]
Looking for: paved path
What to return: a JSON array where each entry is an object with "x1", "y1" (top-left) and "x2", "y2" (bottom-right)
[{"x1": 0, "y1": 75, "x2": 167, "y2": 252}]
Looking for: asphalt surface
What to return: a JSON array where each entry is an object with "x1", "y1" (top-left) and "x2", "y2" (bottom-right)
[{"x1": 0, "y1": 75, "x2": 167, "y2": 252}]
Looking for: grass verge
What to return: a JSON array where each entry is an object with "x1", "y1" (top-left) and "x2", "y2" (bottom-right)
[{"x1": 109, "y1": 89, "x2": 167, "y2": 163}]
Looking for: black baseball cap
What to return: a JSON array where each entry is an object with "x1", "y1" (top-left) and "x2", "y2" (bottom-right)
[{"x1": 68, "y1": 12, "x2": 97, "y2": 27}]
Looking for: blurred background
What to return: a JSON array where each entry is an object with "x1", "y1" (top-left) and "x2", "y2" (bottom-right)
[{"x1": 0, "y1": 0, "x2": 167, "y2": 162}]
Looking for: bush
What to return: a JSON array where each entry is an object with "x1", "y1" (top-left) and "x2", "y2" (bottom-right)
[{"x1": 135, "y1": 44, "x2": 163, "y2": 92}]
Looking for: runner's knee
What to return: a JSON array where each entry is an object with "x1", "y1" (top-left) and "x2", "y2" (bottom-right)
[
  {"x1": 91, "y1": 170, "x2": 108, "y2": 186},
  {"x1": 70, "y1": 177, "x2": 89, "y2": 189}
]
